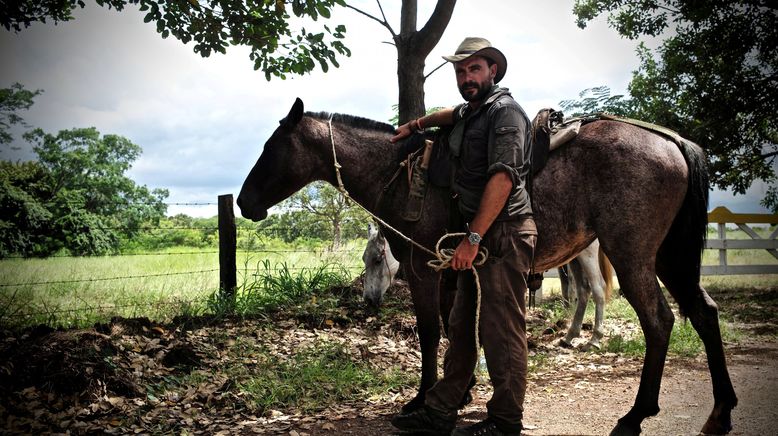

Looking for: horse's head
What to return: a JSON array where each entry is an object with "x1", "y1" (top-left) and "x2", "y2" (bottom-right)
[
  {"x1": 362, "y1": 223, "x2": 399, "y2": 307},
  {"x1": 237, "y1": 98, "x2": 329, "y2": 221}
]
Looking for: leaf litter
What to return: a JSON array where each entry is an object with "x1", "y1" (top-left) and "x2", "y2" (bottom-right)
[{"x1": 2, "y1": 281, "x2": 773, "y2": 435}]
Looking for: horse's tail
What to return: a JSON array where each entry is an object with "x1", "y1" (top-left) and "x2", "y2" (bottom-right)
[
  {"x1": 658, "y1": 139, "x2": 710, "y2": 314},
  {"x1": 598, "y1": 247, "x2": 613, "y2": 302}
]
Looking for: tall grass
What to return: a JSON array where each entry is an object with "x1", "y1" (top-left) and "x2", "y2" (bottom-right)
[{"x1": 0, "y1": 240, "x2": 366, "y2": 329}]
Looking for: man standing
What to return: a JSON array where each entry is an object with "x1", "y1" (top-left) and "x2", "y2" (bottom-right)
[{"x1": 390, "y1": 37, "x2": 536, "y2": 436}]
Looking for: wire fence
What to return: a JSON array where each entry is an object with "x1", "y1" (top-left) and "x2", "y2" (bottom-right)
[{"x1": 0, "y1": 200, "x2": 371, "y2": 326}]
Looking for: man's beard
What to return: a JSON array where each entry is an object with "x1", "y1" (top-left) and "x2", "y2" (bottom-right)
[{"x1": 459, "y1": 79, "x2": 492, "y2": 102}]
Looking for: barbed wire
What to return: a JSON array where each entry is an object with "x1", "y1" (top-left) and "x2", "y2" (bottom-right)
[
  {"x1": 2, "y1": 296, "x2": 213, "y2": 319},
  {"x1": 0, "y1": 268, "x2": 220, "y2": 288},
  {"x1": 44, "y1": 201, "x2": 218, "y2": 206},
  {"x1": 246, "y1": 265, "x2": 365, "y2": 270},
  {"x1": 3, "y1": 247, "x2": 363, "y2": 259}
]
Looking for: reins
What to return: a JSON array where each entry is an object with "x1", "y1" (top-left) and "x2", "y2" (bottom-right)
[
  {"x1": 327, "y1": 115, "x2": 489, "y2": 352},
  {"x1": 327, "y1": 116, "x2": 437, "y2": 258}
]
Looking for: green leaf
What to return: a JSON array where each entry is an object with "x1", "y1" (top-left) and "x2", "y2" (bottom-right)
[{"x1": 316, "y1": 4, "x2": 331, "y2": 19}]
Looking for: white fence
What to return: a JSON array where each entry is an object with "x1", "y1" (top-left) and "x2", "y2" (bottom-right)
[{"x1": 703, "y1": 206, "x2": 778, "y2": 275}]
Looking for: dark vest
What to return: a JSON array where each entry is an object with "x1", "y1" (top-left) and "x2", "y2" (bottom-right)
[{"x1": 449, "y1": 87, "x2": 533, "y2": 221}]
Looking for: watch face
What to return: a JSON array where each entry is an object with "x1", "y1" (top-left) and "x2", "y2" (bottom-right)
[{"x1": 468, "y1": 232, "x2": 481, "y2": 245}]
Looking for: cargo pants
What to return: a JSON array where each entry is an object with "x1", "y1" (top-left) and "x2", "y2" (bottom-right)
[{"x1": 426, "y1": 217, "x2": 537, "y2": 433}]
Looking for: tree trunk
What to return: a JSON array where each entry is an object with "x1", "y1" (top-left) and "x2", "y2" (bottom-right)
[
  {"x1": 332, "y1": 217, "x2": 342, "y2": 250},
  {"x1": 395, "y1": 0, "x2": 457, "y2": 124},
  {"x1": 397, "y1": 44, "x2": 427, "y2": 124}
]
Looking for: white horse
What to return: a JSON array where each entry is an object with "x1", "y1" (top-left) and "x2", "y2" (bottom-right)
[
  {"x1": 558, "y1": 239, "x2": 613, "y2": 350},
  {"x1": 363, "y1": 224, "x2": 612, "y2": 350},
  {"x1": 361, "y1": 222, "x2": 400, "y2": 307}
]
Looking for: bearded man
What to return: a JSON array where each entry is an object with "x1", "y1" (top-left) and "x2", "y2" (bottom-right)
[{"x1": 390, "y1": 37, "x2": 536, "y2": 436}]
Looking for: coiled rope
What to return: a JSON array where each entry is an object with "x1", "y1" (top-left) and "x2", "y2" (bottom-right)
[{"x1": 328, "y1": 115, "x2": 489, "y2": 352}]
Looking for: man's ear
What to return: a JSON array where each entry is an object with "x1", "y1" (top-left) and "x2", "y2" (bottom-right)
[{"x1": 490, "y1": 63, "x2": 497, "y2": 81}]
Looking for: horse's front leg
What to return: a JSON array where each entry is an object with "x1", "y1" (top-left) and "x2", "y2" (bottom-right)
[{"x1": 400, "y1": 260, "x2": 442, "y2": 414}]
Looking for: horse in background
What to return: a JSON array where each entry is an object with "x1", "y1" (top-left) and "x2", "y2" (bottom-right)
[
  {"x1": 237, "y1": 98, "x2": 736, "y2": 435},
  {"x1": 362, "y1": 222, "x2": 400, "y2": 307},
  {"x1": 558, "y1": 239, "x2": 613, "y2": 350},
  {"x1": 363, "y1": 225, "x2": 613, "y2": 350}
]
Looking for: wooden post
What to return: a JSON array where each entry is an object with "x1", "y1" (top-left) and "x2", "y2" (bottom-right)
[
  {"x1": 718, "y1": 222, "x2": 727, "y2": 274},
  {"x1": 218, "y1": 194, "x2": 237, "y2": 300}
]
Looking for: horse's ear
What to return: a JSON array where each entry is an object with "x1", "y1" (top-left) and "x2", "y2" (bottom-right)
[{"x1": 280, "y1": 97, "x2": 305, "y2": 129}]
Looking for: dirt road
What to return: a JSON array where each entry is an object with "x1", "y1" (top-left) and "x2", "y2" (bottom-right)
[{"x1": 296, "y1": 340, "x2": 778, "y2": 435}]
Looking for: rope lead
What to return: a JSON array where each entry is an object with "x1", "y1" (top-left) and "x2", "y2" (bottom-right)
[{"x1": 327, "y1": 117, "x2": 489, "y2": 354}]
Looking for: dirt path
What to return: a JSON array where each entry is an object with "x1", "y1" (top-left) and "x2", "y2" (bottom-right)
[{"x1": 292, "y1": 340, "x2": 778, "y2": 435}]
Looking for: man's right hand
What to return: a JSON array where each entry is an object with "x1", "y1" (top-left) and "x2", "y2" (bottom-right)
[{"x1": 391, "y1": 122, "x2": 414, "y2": 143}]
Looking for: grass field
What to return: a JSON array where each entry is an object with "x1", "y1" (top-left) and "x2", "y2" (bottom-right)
[
  {"x1": 1, "y1": 225, "x2": 776, "y2": 330},
  {"x1": 0, "y1": 241, "x2": 366, "y2": 329}
]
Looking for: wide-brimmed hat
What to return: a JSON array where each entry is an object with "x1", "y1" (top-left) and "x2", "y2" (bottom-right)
[{"x1": 442, "y1": 37, "x2": 507, "y2": 83}]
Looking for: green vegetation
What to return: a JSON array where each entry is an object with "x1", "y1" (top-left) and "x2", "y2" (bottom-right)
[
  {"x1": 233, "y1": 341, "x2": 412, "y2": 414},
  {"x1": 0, "y1": 239, "x2": 365, "y2": 330},
  {"x1": 571, "y1": 1, "x2": 778, "y2": 211},
  {"x1": 1, "y1": 84, "x2": 169, "y2": 257}
]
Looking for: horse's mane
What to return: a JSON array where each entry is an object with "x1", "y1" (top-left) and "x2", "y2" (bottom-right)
[{"x1": 306, "y1": 111, "x2": 396, "y2": 134}]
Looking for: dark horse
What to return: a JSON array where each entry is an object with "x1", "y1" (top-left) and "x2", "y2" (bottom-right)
[{"x1": 237, "y1": 98, "x2": 737, "y2": 435}]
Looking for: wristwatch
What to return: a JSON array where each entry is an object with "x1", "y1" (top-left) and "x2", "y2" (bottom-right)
[{"x1": 466, "y1": 223, "x2": 482, "y2": 246}]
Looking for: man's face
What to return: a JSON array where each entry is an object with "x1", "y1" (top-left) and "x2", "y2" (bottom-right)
[{"x1": 454, "y1": 56, "x2": 496, "y2": 102}]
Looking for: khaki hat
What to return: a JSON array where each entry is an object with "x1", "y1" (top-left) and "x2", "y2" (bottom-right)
[{"x1": 442, "y1": 37, "x2": 508, "y2": 83}]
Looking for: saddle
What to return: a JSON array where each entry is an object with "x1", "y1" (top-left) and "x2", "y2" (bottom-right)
[{"x1": 530, "y1": 108, "x2": 583, "y2": 175}]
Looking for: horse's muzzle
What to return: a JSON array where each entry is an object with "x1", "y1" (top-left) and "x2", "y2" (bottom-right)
[{"x1": 236, "y1": 197, "x2": 268, "y2": 221}]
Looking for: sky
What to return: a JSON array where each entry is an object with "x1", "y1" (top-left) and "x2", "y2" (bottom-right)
[{"x1": 1, "y1": 0, "x2": 772, "y2": 217}]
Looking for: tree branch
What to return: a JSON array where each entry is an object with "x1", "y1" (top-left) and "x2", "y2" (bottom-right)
[
  {"x1": 761, "y1": 150, "x2": 778, "y2": 159},
  {"x1": 424, "y1": 60, "x2": 448, "y2": 80},
  {"x1": 415, "y1": 0, "x2": 456, "y2": 56},
  {"x1": 345, "y1": 2, "x2": 396, "y2": 38},
  {"x1": 656, "y1": 5, "x2": 680, "y2": 15}
]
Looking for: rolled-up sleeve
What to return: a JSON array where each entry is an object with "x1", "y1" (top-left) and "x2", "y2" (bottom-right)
[{"x1": 487, "y1": 104, "x2": 526, "y2": 185}]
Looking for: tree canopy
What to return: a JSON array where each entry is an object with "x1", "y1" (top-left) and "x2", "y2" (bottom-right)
[
  {"x1": 0, "y1": 83, "x2": 41, "y2": 148},
  {"x1": 0, "y1": 85, "x2": 168, "y2": 257},
  {"x1": 1, "y1": 0, "x2": 350, "y2": 80},
  {"x1": 270, "y1": 181, "x2": 370, "y2": 249},
  {"x1": 573, "y1": 0, "x2": 777, "y2": 211}
]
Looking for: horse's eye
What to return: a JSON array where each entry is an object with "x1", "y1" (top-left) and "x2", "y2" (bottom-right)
[{"x1": 374, "y1": 257, "x2": 383, "y2": 265}]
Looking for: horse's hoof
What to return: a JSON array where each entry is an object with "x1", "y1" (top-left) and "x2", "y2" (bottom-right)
[
  {"x1": 579, "y1": 342, "x2": 601, "y2": 352},
  {"x1": 700, "y1": 418, "x2": 732, "y2": 435},
  {"x1": 558, "y1": 338, "x2": 574, "y2": 348},
  {"x1": 609, "y1": 421, "x2": 641, "y2": 436},
  {"x1": 700, "y1": 401, "x2": 734, "y2": 434}
]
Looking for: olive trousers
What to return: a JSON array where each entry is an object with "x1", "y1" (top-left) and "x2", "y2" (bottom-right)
[{"x1": 426, "y1": 218, "x2": 536, "y2": 433}]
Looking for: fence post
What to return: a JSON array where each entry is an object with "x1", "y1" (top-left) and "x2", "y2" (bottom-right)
[{"x1": 218, "y1": 194, "x2": 237, "y2": 301}]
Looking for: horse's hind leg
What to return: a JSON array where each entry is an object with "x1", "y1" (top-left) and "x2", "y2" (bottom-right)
[
  {"x1": 609, "y1": 264, "x2": 675, "y2": 436},
  {"x1": 585, "y1": 278, "x2": 606, "y2": 351},
  {"x1": 561, "y1": 259, "x2": 587, "y2": 347},
  {"x1": 561, "y1": 251, "x2": 607, "y2": 351},
  {"x1": 657, "y1": 260, "x2": 737, "y2": 434}
]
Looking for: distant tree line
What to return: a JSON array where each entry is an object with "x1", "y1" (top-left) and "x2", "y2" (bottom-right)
[
  {"x1": 0, "y1": 84, "x2": 370, "y2": 258},
  {"x1": 1, "y1": 84, "x2": 169, "y2": 257}
]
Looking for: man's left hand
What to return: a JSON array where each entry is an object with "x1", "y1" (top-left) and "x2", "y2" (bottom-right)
[{"x1": 451, "y1": 238, "x2": 479, "y2": 270}]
